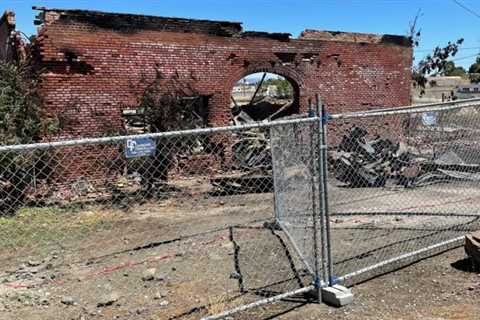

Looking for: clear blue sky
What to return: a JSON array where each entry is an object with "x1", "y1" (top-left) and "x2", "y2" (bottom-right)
[{"x1": 4, "y1": 0, "x2": 480, "y2": 69}]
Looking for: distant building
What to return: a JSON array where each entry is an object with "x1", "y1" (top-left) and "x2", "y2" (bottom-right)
[
  {"x1": 232, "y1": 83, "x2": 256, "y2": 95},
  {"x1": 456, "y1": 84, "x2": 480, "y2": 99}
]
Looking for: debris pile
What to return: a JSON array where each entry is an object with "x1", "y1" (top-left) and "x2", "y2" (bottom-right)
[
  {"x1": 211, "y1": 97, "x2": 297, "y2": 194},
  {"x1": 465, "y1": 231, "x2": 480, "y2": 269},
  {"x1": 210, "y1": 130, "x2": 273, "y2": 195},
  {"x1": 329, "y1": 127, "x2": 415, "y2": 187},
  {"x1": 232, "y1": 97, "x2": 293, "y2": 125},
  {"x1": 329, "y1": 127, "x2": 480, "y2": 188}
]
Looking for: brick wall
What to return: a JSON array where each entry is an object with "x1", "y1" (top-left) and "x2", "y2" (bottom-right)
[
  {"x1": 28, "y1": 8, "x2": 412, "y2": 187},
  {"x1": 33, "y1": 9, "x2": 412, "y2": 135}
]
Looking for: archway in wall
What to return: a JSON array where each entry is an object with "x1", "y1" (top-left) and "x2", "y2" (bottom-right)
[{"x1": 231, "y1": 72, "x2": 299, "y2": 124}]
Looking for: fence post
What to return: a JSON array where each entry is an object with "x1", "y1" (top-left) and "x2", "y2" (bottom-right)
[
  {"x1": 308, "y1": 98, "x2": 322, "y2": 303},
  {"x1": 315, "y1": 95, "x2": 328, "y2": 295},
  {"x1": 319, "y1": 95, "x2": 334, "y2": 286}
]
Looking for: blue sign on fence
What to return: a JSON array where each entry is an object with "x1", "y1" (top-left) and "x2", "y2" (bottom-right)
[
  {"x1": 422, "y1": 112, "x2": 438, "y2": 126},
  {"x1": 125, "y1": 138, "x2": 156, "y2": 158}
]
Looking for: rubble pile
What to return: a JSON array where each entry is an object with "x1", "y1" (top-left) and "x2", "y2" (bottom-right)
[
  {"x1": 329, "y1": 126, "x2": 480, "y2": 188},
  {"x1": 329, "y1": 127, "x2": 417, "y2": 187},
  {"x1": 465, "y1": 231, "x2": 480, "y2": 269},
  {"x1": 231, "y1": 97, "x2": 294, "y2": 125}
]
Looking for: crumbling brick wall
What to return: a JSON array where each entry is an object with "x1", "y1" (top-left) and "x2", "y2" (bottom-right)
[
  {"x1": 26, "y1": 7, "x2": 412, "y2": 188},
  {"x1": 32, "y1": 8, "x2": 412, "y2": 133}
]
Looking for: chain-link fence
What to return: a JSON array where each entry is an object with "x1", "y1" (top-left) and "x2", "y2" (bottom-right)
[
  {"x1": 0, "y1": 116, "x2": 323, "y2": 320},
  {"x1": 3, "y1": 98, "x2": 480, "y2": 319},
  {"x1": 327, "y1": 99, "x2": 480, "y2": 285}
]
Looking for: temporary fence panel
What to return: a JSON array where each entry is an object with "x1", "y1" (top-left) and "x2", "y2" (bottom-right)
[
  {"x1": 326, "y1": 100, "x2": 480, "y2": 285},
  {"x1": 271, "y1": 120, "x2": 321, "y2": 278}
]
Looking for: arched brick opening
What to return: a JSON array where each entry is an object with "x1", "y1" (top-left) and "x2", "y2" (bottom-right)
[
  {"x1": 234, "y1": 70, "x2": 300, "y2": 114},
  {"x1": 209, "y1": 63, "x2": 306, "y2": 126}
]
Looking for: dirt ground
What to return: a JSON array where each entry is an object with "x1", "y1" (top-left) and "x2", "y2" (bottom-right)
[
  {"x1": 0, "y1": 180, "x2": 479, "y2": 320},
  {"x1": 253, "y1": 247, "x2": 480, "y2": 320}
]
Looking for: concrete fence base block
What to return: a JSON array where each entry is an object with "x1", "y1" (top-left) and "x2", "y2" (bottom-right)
[{"x1": 321, "y1": 285, "x2": 353, "y2": 307}]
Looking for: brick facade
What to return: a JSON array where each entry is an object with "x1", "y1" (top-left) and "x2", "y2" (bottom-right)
[
  {"x1": 3, "y1": 8, "x2": 413, "y2": 191},
  {"x1": 30, "y1": 8, "x2": 412, "y2": 138}
]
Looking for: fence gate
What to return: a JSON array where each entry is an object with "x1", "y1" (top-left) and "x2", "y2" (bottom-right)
[
  {"x1": 204, "y1": 116, "x2": 326, "y2": 320},
  {"x1": 271, "y1": 120, "x2": 322, "y2": 281}
]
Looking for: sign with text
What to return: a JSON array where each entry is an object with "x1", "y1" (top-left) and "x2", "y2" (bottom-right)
[
  {"x1": 125, "y1": 138, "x2": 156, "y2": 158},
  {"x1": 422, "y1": 112, "x2": 438, "y2": 126}
]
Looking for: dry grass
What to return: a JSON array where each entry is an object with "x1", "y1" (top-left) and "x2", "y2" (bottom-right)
[{"x1": 0, "y1": 206, "x2": 119, "y2": 250}]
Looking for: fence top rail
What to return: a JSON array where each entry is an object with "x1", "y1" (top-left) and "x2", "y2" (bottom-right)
[
  {"x1": 329, "y1": 97, "x2": 480, "y2": 120},
  {"x1": 0, "y1": 114, "x2": 318, "y2": 152}
]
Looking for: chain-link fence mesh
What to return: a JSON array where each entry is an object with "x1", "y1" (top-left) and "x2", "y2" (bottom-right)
[
  {"x1": 4, "y1": 99, "x2": 480, "y2": 319},
  {"x1": 0, "y1": 118, "x2": 319, "y2": 319},
  {"x1": 327, "y1": 103, "x2": 480, "y2": 285},
  {"x1": 271, "y1": 121, "x2": 320, "y2": 277}
]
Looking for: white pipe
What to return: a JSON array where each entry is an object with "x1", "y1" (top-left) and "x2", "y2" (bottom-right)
[
  {"x1": 0, "y1": 115, "x2": 316, "y2": 152},
  {"x1": 337, "y1": 235, "x2": 465, "y2": 283},
  {"x1": 201, "y1": 285, "x2": 315, "y2": 320},
  {"x1": 330, "y1": 98, "x2": 480, "y2": 120}
]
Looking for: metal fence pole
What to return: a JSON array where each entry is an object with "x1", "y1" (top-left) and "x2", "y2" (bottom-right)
[
  {"x1": 308, "y1": 99, "x2": 322, "y2": 303},
  {"x1": 315, "y1": 95, "x2": 329, "y2": 289},
  {"x1": 319, "y1": 98, "x2": 334, "y2": 286}
]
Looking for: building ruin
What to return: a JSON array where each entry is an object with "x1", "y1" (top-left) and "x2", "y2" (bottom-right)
[
  {"x1": 2, "y1": 7, "x2": 412, "y2": 136},
  {"x1": 0, "y1": 7, "x2": 413, "y2": 191}
]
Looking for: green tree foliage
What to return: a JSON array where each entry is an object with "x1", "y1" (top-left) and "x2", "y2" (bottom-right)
[
  {"x1": 0, "y1": 60, "x2": 42, "y2": 215},
  {"x1": 0, "y1": 61, "x2": 41, "y2": 145},
  {"x1": 412, "y1": 39, "x2": 464, "y2": 93},
  {"x1": 468, "y1": 56, "x2": 480, "y2": 74},
  {"x1": 262, "y1": 78, "x2": 293, "y2": 97},
  {"x1": 468, "y1": 56, "x2": 480, "y2": 83},
  {"x1": 443, "y1": 61, "x2": 466, "y2": 77},
  {"x1": 407, "y1": 12, "x2": 464, "y2": 93}
]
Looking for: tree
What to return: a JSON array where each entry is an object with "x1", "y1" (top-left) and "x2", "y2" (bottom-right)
[
  {"x1": 412, "y1": 39, "x2": 464, "y2": 93},
  {"x1": 443, "y1": 61, "x2": 466, "y2": 77},
  {"x1": 261, "y1": 78, "x2": 293, "y2": 98},
  {"x1": 468, "y1": 56, "x2": 480, "y2": 74},
  {"x1": 407, "y1": 11, "x2": 464, "y2": 93},
  {"x1": 127, "y1": 69, "x2": 208, "y2": 195},
  {"x1": 0, "y1": 61, "x2": 41, "y2": 145},
  {"x1": 468, "y1": 56, "x2": 480, "y2": 83},
  {"x1": 0, "y1": 60, "x2": 42, "y2": 214}
]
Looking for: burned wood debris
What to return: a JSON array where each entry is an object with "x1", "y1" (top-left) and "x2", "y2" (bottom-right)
[
  {"x1": 329, "y1": 127, "x2": 480, "y2": 188},
  {"x1": 465, "y1": 230, "x2": 480, "y2": 269},
  {"x1": 210, "y1": 129, "x2": 274, "y2": 195},
  {"x1": 211, "y1": 72, "x2": 297, "y2": 195},
  {"x1": 231, "y1": 97, "x2": 294, "y2": 125}
]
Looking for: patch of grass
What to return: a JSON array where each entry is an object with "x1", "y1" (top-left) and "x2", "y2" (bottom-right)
[
  {"x1": 0, "y1": 206, "x2": 119, "y2": 250},
  {"x1": 206, "y1": 294, "x2": 231, "y2": 317}
]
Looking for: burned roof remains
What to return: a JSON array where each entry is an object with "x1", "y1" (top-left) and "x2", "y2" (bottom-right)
[
  {"x1": 33, "y1": 6, "x2": 243, "y2": 36},
  {"x1": 299, "y1": 29, "x2": 411, "y2": 47},
  {"x1": 32, "y1": 7, "x2": 410, "y2": 46}
]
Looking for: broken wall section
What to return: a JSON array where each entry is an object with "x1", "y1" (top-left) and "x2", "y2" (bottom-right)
[{"x1": 0, "y1": 10, "x2": 16, "y2": 61}]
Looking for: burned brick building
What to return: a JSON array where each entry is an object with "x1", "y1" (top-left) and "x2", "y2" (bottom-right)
[
  {"x1": 2, "y1": 7, "x2": 412, "y2": 138},
  {"x1": 0, "y1": 7, "x2": 412, "y2": 194}
]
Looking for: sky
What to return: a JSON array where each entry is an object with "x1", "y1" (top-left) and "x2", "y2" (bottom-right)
[{"x1": 4, "y1": 0, "x2": 480, "y2": 69}]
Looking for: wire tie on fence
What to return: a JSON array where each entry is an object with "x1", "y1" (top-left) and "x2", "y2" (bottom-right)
[
  {"x1": 322, "y1": 112, "x2": 331, "y2": 124},
  {"x1": 329, "y1": 275, "x2": 340, "y2": 286}
]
